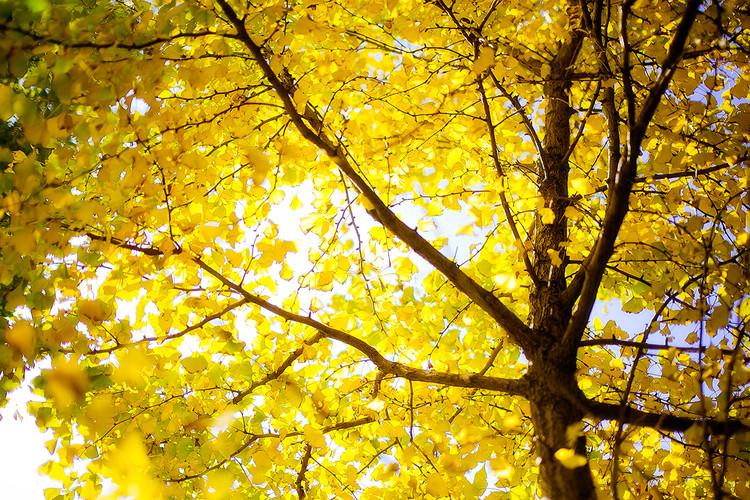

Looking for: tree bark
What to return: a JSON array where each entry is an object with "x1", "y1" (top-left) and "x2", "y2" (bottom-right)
[
  {"x1": 527, "y1": 5, "x2": 594, "y2": 496},
  {"x1": 529, "y1": 385, "x2": 597, "y2": 500}
]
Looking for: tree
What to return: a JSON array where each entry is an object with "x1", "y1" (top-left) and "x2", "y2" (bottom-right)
[{"x1": 1, "y1": 0, "x2": 749, "y2": 497}]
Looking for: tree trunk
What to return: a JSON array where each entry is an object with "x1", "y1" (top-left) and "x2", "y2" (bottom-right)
[
  {"x1": 525, "y1": 9, "x2": 595, "y2": 495},
  {"x1": 529, "y1": 384, "x2": 596, "y2": 499}
]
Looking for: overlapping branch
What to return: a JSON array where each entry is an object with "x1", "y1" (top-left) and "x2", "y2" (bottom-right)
[
  {"x1": 476, "y1": 81, "x2": 540, "y2": 287},
  {"x1": 579, "y1": 338, "x2": 750, "y2": 359},
  {"x1": 214, "y1": 0, "x2": 536, "y2": 353},
  {"x1": 562, "y1": 0, "x2": 703, "y2": 349},
  {"x1": 193, "y1": 255, "x2": 530, "y2": 397},
  {"x1": 230, "y1": 332, "x2": 323, "y2": 405},
  {"x1": 82, "y1": 228, "x2": 530, "y2": 397}
]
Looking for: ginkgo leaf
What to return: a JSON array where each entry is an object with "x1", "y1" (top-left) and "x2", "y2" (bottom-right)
[
  {"x1": 105, "y1": 432, "x2": 163, "y2": 499},
  {"x1": 609, "y1": 357, "x2": 625, "y2": 370},
  {"x1": 473, "y1": 465, "x2": 488, "y2": 493},
  {"x1": 554, "y1": 448, "x2": 587, "y2": 469},
  {"x1": 181, "y1": 355, "x2": 208, "y2": 374},
  {"x1": 683, "y1": 424, "x2": 704, "y2": 446},
  {"x1": 43, "y1": 356, "x2": 89, "y2": 410},
  {"x1": 547, "y1": 249, "x2": 563, "y2": 266},
  {"x1": 501, "y1": 413, "x2": 522, "y2": 431},
  {"x1": 78, "y1": 299, "x2": 112, "y2": 324},
  {"x1": 471, "y1": 46, "x2": 496, "y2": 75},
  {"x1": 426, "y1": 473, "x2": 450, "y2": 497},
  {"x1": 540, "y1": 207, "x2": 556, "y2": 225},
  {"x1": 111, "y1": 349, "x2": 150, "y2": 387},
  {"x1": 5, "y1": 320, "x2": 36, "y2": 358},
  {"x1": 303, "y1": 425, "x2": 327, "y2": 449},
  {"x1": 12, "y1": 228, "x2": 37, "y2": 254},
  {"x1": 85, "y1": 393, "x2": 116, "y2": 434}
]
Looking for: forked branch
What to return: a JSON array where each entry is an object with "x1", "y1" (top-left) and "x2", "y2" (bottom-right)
[
  {"x1": 562, "y1": 0, "x2": 702, "y2": 349},
  {"x1": 215, "y1": 0, "x2": 536, "y2": 353},
  {"x1": 194, "y1": 255, "x2": 530, "y2": 397}
]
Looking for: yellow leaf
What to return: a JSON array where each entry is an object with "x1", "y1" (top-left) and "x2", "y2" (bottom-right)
[
  {"x1": 284, "y1": 381, "x2": 304, "y2": 406},
  {"x1": 44, "y1": 356, "x2": 89, "y2": 410},
  {"x1": 373, "y1": 462, "x2": 399, "y2": 481},
  {"x1": 426, "y1": 472, "x2": 450, "y2": 497},
  {"x1": 293, "y1": 88, "x2": 308, "y2": 115},
  {"x1": 257, "y1": 239, "x2": 297, "y2": 264},
  {"x1": 43, "y1": 488, "x2": 60, "y2": 500},
  {"x1": 366, "y1": 398, "x2": 386, "y2": 413},
  {"x1": 564, "y1": 205, "x2": 581, "y2": 220},
  {"x1": 578, "y1": 377, "x2": 593, "y2": 392},
  {"x1": 684, "y1": 424, "x2": 704, "y2": 445},
  {"x1": 280, "y1": 261, "x2": 294, "y2": 280},
  {"x1": 290, "y1": 195, "x2": 302, "y2": 210},
  {"x1": 315, "y1": 270, "x2": 335, "y2": 288},
  {"x1": 105, "y1": 432, "x2": 163, "y2": 499},
  {"x1": 51, "y1": 317, "x2": 78, "y2": 344},
  {"x1": 78, "y1": 299, "x2": 112, "y2": 324},
  {"x1": 360, "y1": 195, "x2": 375, "y2": 211},
  {"x1": 45, "y1": 439, "x2": 58, "y2": 454},
  {"x1": 112, "y1": 348, "x2": 150, "y2": 387},
  {"x1": 303, "y1": 425, "x2": 326, "y2": 449},
  {"x1": 547, "y1": 248, "x2": 563, "y2": 266},
  {"x1": 501, "y1": 413, "x2": 522, "y2": 431},
  {"x1": 5, "y1": 320, "x2": 36, "y2": 358},
  {"x1": 565, "y1": 422, "x2": 585, "y2": 445},
  {"x1": 205, "y1": 469, "x2": 234, "y2": 498},
  {"x1": 184, "y1": 414, "x2": 213, "y2": 432},
  {"x1": 182, "y1": 355, "x2": 208, "y2": 374},
  {"x1": 570, "y1": 178, "x2": 592, "y2": 194},
  {"x1": 246, "y1": 148, "x2": 272, "y2": 185},
  {"x1": 473, "y1": 465, "x2": 487, "y2": 493},
  {"x1": 609, "y1": 357, "x2": 625, "y2": 370},
  {"x1": 554, "y1": 448, "x2": 587, "y2": 469},
  {"x1": 12, "y1": 229, "x2": 37, "y2": 254},
  {"x1": 86, "y1": 393, "x2": 116, "y2": 434},
  {"x1": 471, "y1": 46, "x2": 495, "y2": 75},
  {"x1": 540, "y1": 207, "x2": 556, "y2": 225},
  {"x1": 0, "y1": 85, "x2": 14, "y2": 120},
  {"x1": 490, "y1": 456, "x2": 515, "y2": 481}
]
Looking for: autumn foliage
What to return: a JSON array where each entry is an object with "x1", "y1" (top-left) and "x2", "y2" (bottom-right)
[{"x1": 1, "y1": 0, "x2": 749, "y2": 498}]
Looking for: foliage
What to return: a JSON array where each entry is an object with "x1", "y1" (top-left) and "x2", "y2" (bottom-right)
[{"x1": 1, "y1": 0, "x2": 749, "y2": 498}]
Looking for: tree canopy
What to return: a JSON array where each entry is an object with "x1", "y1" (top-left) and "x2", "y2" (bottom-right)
[{"x1": 1, "y1": 0, "x2": 749, "y2": 498}]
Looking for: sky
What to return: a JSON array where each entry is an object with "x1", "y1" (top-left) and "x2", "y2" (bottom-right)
[{"x1": 0, "y1": 377, "x2": 56, "y2": 499}]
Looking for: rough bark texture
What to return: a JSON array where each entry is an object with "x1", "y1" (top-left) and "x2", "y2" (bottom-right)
[
  {"x1": 525, "y1": 12, "x2": 596, "y2": 496},
  {"x1": 529, "y1": 375, "x2": 596, "y2": 500}
]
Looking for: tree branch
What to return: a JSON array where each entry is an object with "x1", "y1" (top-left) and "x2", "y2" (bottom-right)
[
  {"x1": 215, "y1": 0, "x2": 536, "y2": 353},
  {"x1": 476, "y1": 79, "x2": 540, "y2": 287},
  {"x1": 80, "y1": 232, "x2": 530, "y2": 396},
  {"x1": 295, "y1": 444, "x2": 313, "y2": 499},
  {"x1": 231, "y1": 333, "x2": 324, "y2": 405},
  {"x1": 579, "y1": 338, "x2": 750, "y2": 359},
  {"x1": 86, "y1": 232, "x2": 175, "y2": 256},
  {"x1": 0, "y1": 24, "x2": 232, "y2": 51},
  {"x1": 585, "y1": 399, "x2": 750, "y2": 436},
  {"x1": 78, "y1": 297, "x2": 250, "y2": 355},
  {"x1": 561, "y1": 0, "x2": 702, "y2": 349},
  {"x1": 193, "y1": 255, "x2": 530, "y2": 397},
  {"x1": 490, "y1": 75, "x2": 550, "y2": 179}
]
